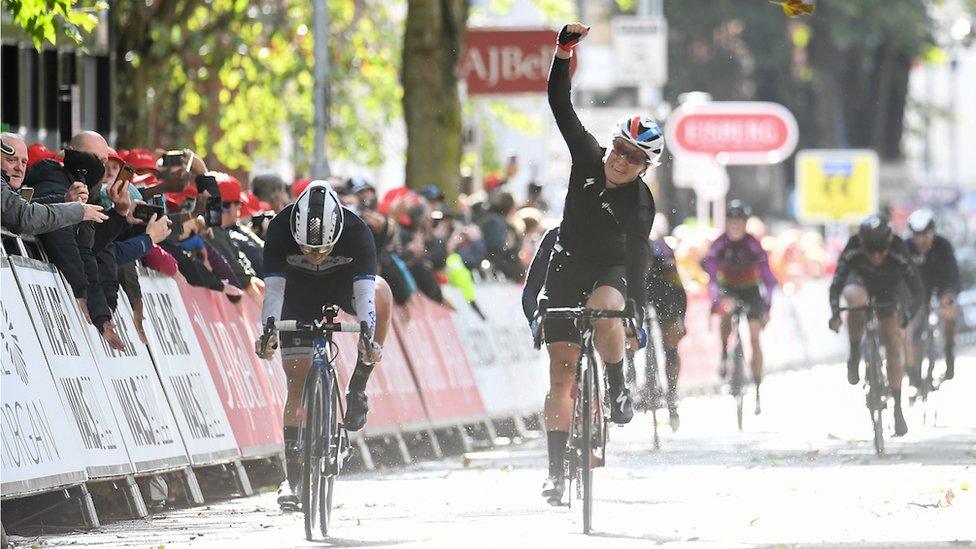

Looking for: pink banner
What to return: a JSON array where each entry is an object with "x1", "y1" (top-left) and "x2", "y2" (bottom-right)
[
  {"x1": 678, "y1": 290, "x2": 723, "y2": 385},
  {"x1": 392, "y1": 296, "x2": 487, "y2": 425},
  {"x1": 182, "y1": 286, "x2": 283, "y2": 456}
]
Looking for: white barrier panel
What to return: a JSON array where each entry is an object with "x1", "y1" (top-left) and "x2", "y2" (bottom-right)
[
  {"x1": 8, "y1": 256, "x2": 134, "y2": 479},
  {"x1": 787, "y1": 279, "x2": 848, "y2": 365},
  {"x1": 137, "y1": 272, "x2": 239, "y2": 465},
  {"x1": 81, "y1": 292, "x2": 190, "y2": 474},
  {"x1": 1, "y1": 261, "x2": 88, "y2": 498},
  {"x1": 444, "y1": 284, "x2": 547, "y2": 418},
  {"x1": 758, "y1": 288, "x2": 808, "y2": 371}
]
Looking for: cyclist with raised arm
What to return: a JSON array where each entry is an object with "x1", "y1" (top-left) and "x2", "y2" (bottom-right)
[
  {"x1": 828, "y1": 214, "x2": 924, "y2": 437},
  {"x1": 538, "y1": 22, "x2": 660, "y2": 505},
  {"x1": 646, "y1": 221, "x2": 687, "y2": 430},
  {"x1": 904, "y1": 209, "x2": 961, "y2": 383},
  {"x1": 254, "y1": 181, "x2": 393, "y2": 511},
  {"x1": 704, "y1": 200, "x2": 776, "y2": 415}
]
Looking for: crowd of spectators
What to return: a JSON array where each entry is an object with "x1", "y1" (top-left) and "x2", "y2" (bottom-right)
[{"x1": 1, "y1": 130, "x2": 555, "y2": 350}]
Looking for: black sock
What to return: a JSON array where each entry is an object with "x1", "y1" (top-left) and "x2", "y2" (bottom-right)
[
  {"x1": 664, "y1": 349, "x2": 679, "y2": 383},
  {"x1": 348, "y1": 360, "x2": 374, "y2": 393},
  {"x1": 605, "y1": 359, "x2": 624, "y2": 389},
  {"x1": 282, "y1": 426, "x2": 300, "y2": 487},
  {"x1": 547, "y1": 430, "x2": 569, "y2": 478}
]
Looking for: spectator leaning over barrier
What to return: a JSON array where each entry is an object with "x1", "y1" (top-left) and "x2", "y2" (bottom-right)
[
  {"x1": 26, "y1": 131, "x2": 134, "y2": 350},
  {"x1": 1, "y1": 132, "x2": 28, "y2": 190},
  {"x1": 2, "y1": 138, "x2": 107, "y2": 234}
]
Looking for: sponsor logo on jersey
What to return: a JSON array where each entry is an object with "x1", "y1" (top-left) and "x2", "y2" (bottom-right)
[{"x1": 286, "y1": 254, "x2": 353, "y2": 274}]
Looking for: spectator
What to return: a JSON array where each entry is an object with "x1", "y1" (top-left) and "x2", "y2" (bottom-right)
[
  {"x1": 523, "y1": 181, "x2": 550, "y2": 212},
  {"x1": 26, "y1": 130, "x2": 131, "y2": 350},
  {"x1": 26, "y1": 143, "x2": 56, "y2": 171},
  {"x1": 2, "y1": 169, "x2": 107, "y2": 235},
  {"x1": 1, "y1": 133, "x2": 28, "y2": 189},
  {"x1": 251, "y1": 173, "x2": 290, "y2": 213},
  {"x1": 477, "y1": 191, "x2": 525, "y2": 281},
  {"x1": 207, "y1": 173, "x2": 261, "y2": 289}
]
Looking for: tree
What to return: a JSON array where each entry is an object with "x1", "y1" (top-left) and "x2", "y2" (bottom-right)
[
  {"x1": 112, "y1": 0, "x2": 401, "y2": 175},
  {"x1": 401, "y1": 0, "x2": 469, "y2": 204},
  {"x1": 2, "y1": 0, "x2": 102, "y2": 48}
]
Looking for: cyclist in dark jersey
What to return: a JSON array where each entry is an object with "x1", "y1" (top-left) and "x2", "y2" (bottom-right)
[
  {"x1": 254, "y1": 181, "x2": 393, "y2": 510},
  {"x1": 646, "y1": 231, "x2": 687, "y2": 430},
  {"x1": 704, "y1": 200, "x2": 776, "y2": 415},
  {"x1": 829, "y1": 214, "x2": 924, "y2": 437},
  {"x1": 538, "y1": 22, "x2": 660, "y2": 505},
  {"x1": 904, "y1": 209, "x2": 961, "y2": 382}
]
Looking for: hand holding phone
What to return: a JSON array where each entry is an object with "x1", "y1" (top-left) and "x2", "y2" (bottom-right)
[{"x1": 133, "y1": 203, "x2": 165, "y2": 223}]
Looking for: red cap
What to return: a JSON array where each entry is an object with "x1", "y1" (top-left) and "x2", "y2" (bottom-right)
[
  {"x1": 107, "y1": 147, "x2": 125, "y2": 166},
  {"x1": 215, "y1": 172, "x2": 242, "y2": 203},
  {"x1": 125, "y1": 148, "x2": 158, "y2": 171},
  {"x1": 292, "y1": 178, "x2": 312, "y2": 199},
  {"x1": 484, "y1": 173, "x2": 503, "y2": 191},
  {"x1": 166, "y1": 186, "x2": 198, "y2": 210},
  {"x1": 378, "y1": 186, "x2": 417, "y2": 215},
  {"x1": 132, "y1": 172, "x2": 158, "y2": 186},
  {"x1": 27, "y1": 143, "x2": 57, "y2": 170},
  {"x1": 239, "y1": 191, "x2": 271, "y2": 217}
]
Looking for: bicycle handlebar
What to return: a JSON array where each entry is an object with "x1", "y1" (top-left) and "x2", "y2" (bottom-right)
[
  {"x1": 276, "y1": 319, "x2": 364, "y2": 334},
  {"x1": 532, "y1": 298, "x2": 638, "y2": 350}
]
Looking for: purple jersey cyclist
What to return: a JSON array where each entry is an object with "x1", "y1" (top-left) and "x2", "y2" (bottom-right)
[{"x1": 703, "y1": 200, "x2": 777, "y2": 416}]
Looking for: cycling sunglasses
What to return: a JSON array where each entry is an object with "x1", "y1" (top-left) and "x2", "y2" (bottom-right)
[
  {"x1": 300, "y1": 243, "x2": 334, "y2": 256},
  {"x1": 611, "y1": 140, "x2": 648, "y2": 166}
]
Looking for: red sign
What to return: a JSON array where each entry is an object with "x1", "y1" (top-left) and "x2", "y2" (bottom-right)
[
  {"x1": 461, "y1": 28, "x2": 576, "y2": 95},
  {"x1": 665, "y1": 102, "x2": 798, "y2": 165}
]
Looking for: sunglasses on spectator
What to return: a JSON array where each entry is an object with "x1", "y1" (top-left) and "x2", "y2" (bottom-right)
[{"x1": 611, "y1": 140, "x2": 648, "y2": 166}]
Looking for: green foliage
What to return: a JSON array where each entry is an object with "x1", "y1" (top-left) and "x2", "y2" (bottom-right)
[
  {"x1": 116, "y1": 0, "x2": 402, "y2": 174},
  {"x1": 3, "y1": 0, "x2": 104, "y2": 48}
]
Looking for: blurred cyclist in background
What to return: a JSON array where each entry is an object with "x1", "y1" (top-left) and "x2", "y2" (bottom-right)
[
  {"x1": 903, "y1": 209, "x2": 961, "y2": 383},
  {"x1": 704, "y1": 200, "x2": 777, "y2": 416}
]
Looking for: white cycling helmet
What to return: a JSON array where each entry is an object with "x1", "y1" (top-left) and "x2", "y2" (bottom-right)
[
  {"x1": 291, "y1": 180, "x2": 344, "y2": 253},
  {"x1": 610, "y1": 114, "x2": 665, "y2": 167},
  {"x1": 907, "y1": 208, "x2": 935, "y2": 234}
]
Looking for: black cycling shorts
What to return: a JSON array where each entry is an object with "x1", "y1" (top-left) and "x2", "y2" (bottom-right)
[
  {"x1": 649, "y1": 282, "x2": 687, "y2": 325},
  {"x1": 279, "y1": 278, "x2": 357, "y2": 359},
  {"x1": 543, "y1": 250, "x2": 628, "y2": 344},
  {"x1": 843, "y1": 272, "x2": 905, "y2": 319},
  {"x1": 719, "y1": 285, "x2": 766, "y2": 321}
]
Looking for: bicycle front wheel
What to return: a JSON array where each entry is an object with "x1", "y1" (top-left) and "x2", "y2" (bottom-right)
[
  {"x1": 864, "y1": 333, "x2": 885, "y2": 456},
  {"x1": 302, "y1": 371, "x2": 327, "y2": 540},
  {"x1": 581, "y1": 356, "x2": 595, "y2": 535}
]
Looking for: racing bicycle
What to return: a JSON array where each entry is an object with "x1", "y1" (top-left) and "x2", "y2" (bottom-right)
[
  {"x1": 631, "y1": 305, "x2": 666, "y2": 449},
  {"x1": 262, "y1": 306, "x2": 367, "y2": 540},
  {"x1": 839, "y1": 301, "x2": 891, "y2": 456},
  {"x1": 909, "y1": 297, "x2": 946, "y2": 424},
  {"x1": 535, "y1": 300, "x2": 637, "y2": 535},
  {"x1": 719, "y1": 300, "x2": 748, "y2": 431}
]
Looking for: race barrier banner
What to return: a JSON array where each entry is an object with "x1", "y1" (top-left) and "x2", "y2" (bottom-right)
[
  {"x1": 1, "y1": 260, "x2": 88, "y2": 498},
  {"x1": 81, "y1": 293, "x2": 190, "y2": 474},
  {"x1": 444, "y1": 285, "x2": 547, "y2": 419},
  {"x1": 8, "y1": 256, "x2": 134, "y2": 479},
  {"x1": 138, "y1": 271, "x2": 240, "y2": 466},
  {"x1": 392, "y1": 295, "x2": 487, "y2": 426},
  {"x1": 329, "y1": 311, "x2": 430, "y2": 436},
  {"x1": 182, "y1": 284, "x2": 282, "y2": 458}
]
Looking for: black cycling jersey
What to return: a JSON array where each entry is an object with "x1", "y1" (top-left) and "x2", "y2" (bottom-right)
[
  {"x1": 905, "y1": 235, "x2": 961, "y2": 297},
  {"x1": 829, "y1": 234, "x2": 924, "y2": 318},
  {"x1": 522, "y1": 227, "x2": 559, "y2": 324},
  {"x1": 547, "y1": 55, "x2": 656, "y2": 311},
  {"x1": 264, "y1": 204, "x2": 377, "y2": 320}
]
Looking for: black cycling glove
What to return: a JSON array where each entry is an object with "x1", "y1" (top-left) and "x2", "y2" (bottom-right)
[{"x1": 557, "y1": 25, "x2": 588, "y2": 53}]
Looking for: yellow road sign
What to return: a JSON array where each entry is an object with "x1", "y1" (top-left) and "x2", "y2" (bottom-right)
[{"x1": 795, "y1": 149, "x2": 878, "y2": 224}]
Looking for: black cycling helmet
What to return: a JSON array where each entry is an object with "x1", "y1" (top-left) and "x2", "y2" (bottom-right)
[
  {"x1": 726, "y1": 199, "x2": 752, "y2": 219},
  {"x1": 858, "y1": 214, "x2": 893, "y2": 252}
]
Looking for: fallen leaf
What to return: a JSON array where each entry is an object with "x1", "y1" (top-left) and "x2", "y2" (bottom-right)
[
  {"x1": 749, "y1": 517, "x2": 761, "y2": 526},
  {"x1": 773, "y1": 0, "x2": 815, "y2": 17}
]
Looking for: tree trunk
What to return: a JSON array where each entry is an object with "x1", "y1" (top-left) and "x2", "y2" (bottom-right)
[{"x1": 402, "y1": 0, "x2": 468, "y2": 205}]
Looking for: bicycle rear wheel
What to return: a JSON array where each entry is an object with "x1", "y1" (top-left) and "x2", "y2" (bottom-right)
[
  {"x1": 301, "y1": 370, "x2": 327, "y2": 540},
  {"x1": 581, "y1": 354, "x2": 594, "y2": 535},
  {"x1": 319, "y1": 373, "x2": 340, "y2": 538}
]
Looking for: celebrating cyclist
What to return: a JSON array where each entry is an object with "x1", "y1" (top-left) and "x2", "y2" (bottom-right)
[
  {"x1": 538, "y1": 22, "x2": 660, "y2": 505},
  {"x1": 904, "y1": 209, "x2": 961, "y2": 383},
  {"x1": 828, "y1": 214, "x2": 924, "y2": 437},
  {"x1": 254, "y1": 181, "x2": 393, "y2": 510},
  {"x1": 704, "y1": 200, "x2": 776, "y2": 415},
  {"x1": 646, "y1": 218, "x2": 687, "y2": 430}
]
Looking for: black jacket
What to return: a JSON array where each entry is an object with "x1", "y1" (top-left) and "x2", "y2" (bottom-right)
[
  {"x1": 548, "y1": 56, "x2": 655, "y2": 311},
  {"x1": 25, "y1": 160, "x2": 127, "y2": 331}
]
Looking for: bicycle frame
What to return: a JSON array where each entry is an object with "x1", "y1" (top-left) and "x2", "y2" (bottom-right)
[{"x1": 840, "y1": 301, "x2": 891, "y2": 456}]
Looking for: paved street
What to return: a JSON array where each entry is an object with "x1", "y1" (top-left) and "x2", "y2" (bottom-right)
[{"x1": 19, "y1": 353, "x2": 975, "y2": 548}]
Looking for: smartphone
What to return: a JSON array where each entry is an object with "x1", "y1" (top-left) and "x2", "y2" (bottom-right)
[
  {"x1": 251, "y1": 212, "x2": 274, "y2": 226},
  {"x1": 19, "y1": 187, "x2": 35, "y2": 202},
  {"x1": 115, "y1": 164, "x2": 134, "y2": 185},
  {"x1": 204, "y1": 194, "x2": 222, "y2": 227},
  {"x1": 160, "y1": 151, "x2": 185, "y2": 169},
  {"x1": 133, "y1": 203, "x2": 165, "y2": 223}
]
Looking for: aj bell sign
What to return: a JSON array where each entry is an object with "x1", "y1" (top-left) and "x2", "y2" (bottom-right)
[
  {"x1": 461, "y1": 28, "x2": 577, "y2": 95},
  {"x1": 665, "y1": 102, "x2": 798, "y2": 165}
]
